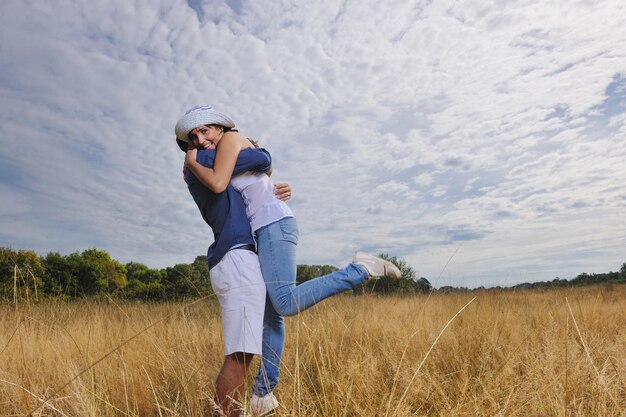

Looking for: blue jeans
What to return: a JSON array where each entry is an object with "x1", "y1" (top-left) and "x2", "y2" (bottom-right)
[{"x1": 252, "y1": 217, "x2": 368, "y2": 396}]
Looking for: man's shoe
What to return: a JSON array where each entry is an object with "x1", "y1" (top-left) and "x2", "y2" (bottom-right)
[
  {"x1": 353, "y1": 251, "x2": 402, "y2": 278},
  {"x1": 250, "y1": 392, "x2": 279, "y2": 416}
]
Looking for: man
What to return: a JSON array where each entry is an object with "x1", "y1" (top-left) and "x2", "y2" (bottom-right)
[{"x1": 176, "y1": 106, "x2": 288, "y2": 416}]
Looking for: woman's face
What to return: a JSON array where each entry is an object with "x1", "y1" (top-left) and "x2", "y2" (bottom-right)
[{"x1": 189, "y1": 125, "x2": 222, "y2": 150}]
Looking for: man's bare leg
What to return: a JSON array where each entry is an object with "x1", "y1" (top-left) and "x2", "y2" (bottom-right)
[{"x1": 215, "y1": 352, "x2": 254, "y2": 417}]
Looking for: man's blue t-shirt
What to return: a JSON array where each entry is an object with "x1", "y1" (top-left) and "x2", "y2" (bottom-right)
[{"x1": 185, "y1": 148, "x2": 272, "y2": 268}]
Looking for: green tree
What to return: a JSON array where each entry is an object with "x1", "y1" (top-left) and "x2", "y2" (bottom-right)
[
  {"x1": 122, "y1": 261, "x2": 166, "y2": 300},
  {"x1": 125, "y1": 262, "x2": 164, "y2": 284},
  {"x1": 190, "y1": 256, "x2": 210, "y2": 285},
  {"x1": 121, "y1": 279, "x2": 166, "y2": 300},
  {"x1": 43, "y1": 248, "x2": 128, "y2": 297},
  {"x1": 296, "y1": 264, "x2": 339, "y2": 283},
  {"x1": 415, "y1": 277, "x2": 432, "y2": 292},
  {"x1": 0, "y1": 247, "x2": 45, "y2": 300},
  {"x1": 42, "y1": 252, "x2": 78, "y2": 297},
  {"x1": 162, "y1": 263, "x2": 206, "y2": 299},
  {"x1": 361, "y1": 253, "x2": 423, "y2": 295},
  {"x1": 77, "y1": 248, "x2": 128, "y2": 295}
]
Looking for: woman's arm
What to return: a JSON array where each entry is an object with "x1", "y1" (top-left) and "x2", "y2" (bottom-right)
[{"x1": 185, "y1": 132, "x2": 245, "y2": 193}]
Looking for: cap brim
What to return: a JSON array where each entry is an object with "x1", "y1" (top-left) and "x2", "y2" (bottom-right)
[{"x1": 174, "y1": 108, "x2": 235, "y2": 142}]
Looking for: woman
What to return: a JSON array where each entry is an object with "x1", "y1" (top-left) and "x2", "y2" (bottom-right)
[{"x1": 175, "y1": 105, "x2": 401, "y2": 414}]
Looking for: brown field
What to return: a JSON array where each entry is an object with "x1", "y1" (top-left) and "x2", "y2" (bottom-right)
[{"x1": 1, "y1": 285, "x2": 625, "y2": 416}]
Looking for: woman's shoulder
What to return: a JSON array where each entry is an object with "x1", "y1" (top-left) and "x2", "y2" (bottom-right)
[{"x1": 222, "y1": 131, "x2": 254, "y2": 149}]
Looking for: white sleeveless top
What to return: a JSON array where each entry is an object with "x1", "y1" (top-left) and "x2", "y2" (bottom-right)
[{"x1": 231, "y1": 172, "x2": 293, "y2": 233}]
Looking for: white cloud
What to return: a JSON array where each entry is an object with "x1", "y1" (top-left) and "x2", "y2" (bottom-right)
[{"x1": 414, "y1": 173, "x2": 434, "y2": 186}]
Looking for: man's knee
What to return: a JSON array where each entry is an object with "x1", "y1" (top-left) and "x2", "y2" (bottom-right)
[{"x1": 226, "y1": 352, "x2": 255, "y2": 367}]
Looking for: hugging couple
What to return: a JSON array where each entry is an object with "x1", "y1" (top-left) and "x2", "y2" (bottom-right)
[{"x1": 175, "y1": 105, "x2": 401, "y2": 416}]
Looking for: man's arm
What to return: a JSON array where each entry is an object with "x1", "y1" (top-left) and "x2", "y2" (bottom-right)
[{"x1": 274, "y1": 182, "x2": 291, "y2": 201}]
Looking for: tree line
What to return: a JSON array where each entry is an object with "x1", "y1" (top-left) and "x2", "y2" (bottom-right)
[
  {"x1": 0, "y1": 247, "x2": 432, "y2": 302},
  {"x1": 436, "y1": 264, "x2": 626, "y2": 293},
  {"x1": 3, "y1": 247, "x2": 623, "y2": 302}
]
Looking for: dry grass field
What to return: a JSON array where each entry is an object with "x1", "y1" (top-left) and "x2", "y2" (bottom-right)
[{"x1": 1, "y1": 285, "x2": 625, "y2": 416}]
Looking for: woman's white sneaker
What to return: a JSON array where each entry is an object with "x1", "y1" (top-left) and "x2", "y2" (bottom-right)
[{"x1": 352, "y1": 252, "x2": 402, "y2": 278}]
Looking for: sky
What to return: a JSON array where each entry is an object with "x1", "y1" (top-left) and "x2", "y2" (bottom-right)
[{"x1": 1, "y1": 0, "x2": 625, "y2": 288}]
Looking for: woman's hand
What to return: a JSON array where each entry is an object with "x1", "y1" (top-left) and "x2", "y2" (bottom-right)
[{"x1": 274, "y1": 183, "x2": 292, "y2": 201}]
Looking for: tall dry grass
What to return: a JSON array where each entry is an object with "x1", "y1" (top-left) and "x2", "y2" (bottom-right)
[{"x1": 1, "y1": 285, "x2": 625, "y2": 416}]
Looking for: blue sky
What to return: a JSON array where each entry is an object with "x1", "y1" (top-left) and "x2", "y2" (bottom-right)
[{"x1": 1, "y1": 0, "x2": 625, "y2": 288}]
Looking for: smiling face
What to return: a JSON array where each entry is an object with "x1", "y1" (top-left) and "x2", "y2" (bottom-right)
[{"x1": 189, "y1": 124, "x2": 223, "y2": 150}]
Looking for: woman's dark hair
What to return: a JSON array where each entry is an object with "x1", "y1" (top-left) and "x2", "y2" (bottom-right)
[{"x1": 216, "y1": 125, "x2": 259, "y2": 147}]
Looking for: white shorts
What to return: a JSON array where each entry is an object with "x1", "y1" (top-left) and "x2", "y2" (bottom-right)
[{"x1": 209, "y1": 248, "x2": 266, "y2": 356}]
